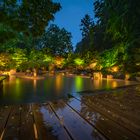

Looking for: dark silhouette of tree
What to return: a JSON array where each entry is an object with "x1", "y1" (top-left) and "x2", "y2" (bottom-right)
[
  {"x1": 0, "y1": 0, "x2": 61, "y2": 51},
  {"x1": 80, "y1": 14, "x2": 94, "y2": 38},
  {"x1": 38, "y1": 24, "x2": 73, "y2": 56}
]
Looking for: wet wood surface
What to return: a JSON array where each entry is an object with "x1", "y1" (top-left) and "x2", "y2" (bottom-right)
[
  {"x1": 66, "y1": 98, "x2": 139, "y2": 140},
  {"x1": 0, "y1": 92, "x2": 140, "y2": 140}
]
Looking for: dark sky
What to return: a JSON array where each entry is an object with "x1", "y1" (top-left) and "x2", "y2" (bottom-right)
[{"x1": 52, "y1": 0, "x2": 94, "y2": 47}]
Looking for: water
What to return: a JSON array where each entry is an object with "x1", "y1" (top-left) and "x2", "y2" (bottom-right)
[{"x1": 0, "y1": 74, "x2": 133, "y2": 104}]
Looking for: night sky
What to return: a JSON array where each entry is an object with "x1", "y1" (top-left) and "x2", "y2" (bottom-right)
[{"x1": 52, "y1": 0, "x2": 94, "y2": 47}]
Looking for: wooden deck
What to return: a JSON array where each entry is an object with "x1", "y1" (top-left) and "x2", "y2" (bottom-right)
[{"x1": 0, "y1": 89, "x2": 140, "y2": 140}]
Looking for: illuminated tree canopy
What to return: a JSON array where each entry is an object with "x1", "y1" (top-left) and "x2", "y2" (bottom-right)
[{"x1": 0, "y1": 0, "x2": 139, "y2": 77}]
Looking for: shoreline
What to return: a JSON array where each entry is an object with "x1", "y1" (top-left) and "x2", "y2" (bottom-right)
[
  {"x1": 9, "y1": 72, "x2": 140, "y2": 84},
  {"x1": 12, "y1": 72, "x2": 46, "y2": 80}
]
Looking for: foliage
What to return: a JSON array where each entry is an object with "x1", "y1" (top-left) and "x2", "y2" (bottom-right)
[
  {"x1": 11, "y1": 48, "x2": 27, "y2": 70},
  {"x1": 43, "y1": 55, "x2": 53, "y2": 63},
  {"x1": 80, "y1": 14, "x2": 94, "y2": 38},
  {"x1": 28, "y1": 50, "x2": 45, "y2": 69},
  {"x1": 103, "y1": 0, "x2": 140, "y2": 73},
  {"x1": 75, "y1": 0, "x2": 140, "y2": 75},
  {"x1": 0, "y1": 0, "x2": 61, "y2": 60},
  {"x1": 74, "y1": 58, "x2": 84, "y2": 66},
  {"x1": 0, "y1": 0, "x2": 139, "y2": 75},
  {"x1": 75, "y1": 14, "x2": 95, "y2": 53},
  {"x1": 124, "y1": 45, "x2": 140, "y2": 73},
  {"x1": 54, "y1": 56, "x2": 65, "y2": 68},
  {"x1": 0, "y1": 0, "x2": 61, "y2": 37},
  {"x1": 0, "y1": 53, "x2": 12, "y2": 70},
  {"x1": 64, "y1": 52, "x2": 75, "y2": 68},
  {"x1": 38, "y1": 24, "x2": 73, "y2": 56}
]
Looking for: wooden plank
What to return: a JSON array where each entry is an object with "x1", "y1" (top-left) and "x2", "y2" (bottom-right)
[
  {"x1": 18, "y1": 104, "x2": 35, "y2": 140},
  {"x1": 66, "y1": 98, "x2": 140, "y2": 140},
  {"x1": 0, "y1": 105, "x2": 12, "y2": 139},
  {"x1": 32, "y1": 103, "x2": 71, "y2": 140},
  {"x1": 78, "y1": 95, "x2": 140, "y2": 136},
  {"x1": 2, "y1": 105, "x2": 21, "y2": 140},
  {"x1": 49, "y1": 100, "x2": 106, "y2": 140},
  {"x1": 87, "y1": 92, "x2": 140, "y2": 124}
]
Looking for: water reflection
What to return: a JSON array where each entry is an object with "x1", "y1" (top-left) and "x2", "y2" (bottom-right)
[
  {"x1": 112, "y1": 81, "x2": 118, "y2": 88},
  {"x1": 55, "y1": 74, "x2": 63, "y2": 94},
  {"x1": 50, "y1": 100, "x2": 105, "y2": 140},
  {"x1": 93, "y1": 79, "x2": 102, "y2": 89},
  {"x1": 0, "y1": 82, "x2": 3, "y2": 93},
  {"x1": 68, "y1": 98, "x2": 102, "y2": 126},
  {"x1": 33, "y1": 79, "x2": 37, "y2": 93},
  {"x1": 75, "y1": 76, "x2": 83, "y2": 91},
  {"x1": 0, "y1": 75, "x2": 136, "y2": 104},
  {"x1": 15, "y1": 78, "x2": 21, "y2": 95}
]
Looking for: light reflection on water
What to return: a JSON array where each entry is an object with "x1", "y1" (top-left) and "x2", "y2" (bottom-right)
[
  {"x1": 75, "y1": 76, "x2": 83, "y2": 91},
  {"x1": 0, "y1": 75, "x2": 134, "y2": 104}
]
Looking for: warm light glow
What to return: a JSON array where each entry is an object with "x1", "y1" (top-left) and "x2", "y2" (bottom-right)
[
  {"x1": 33, "y1": 79, "x2": 37, "y2": 91},
  {"x1": 55, "y1": 75, "x2": 63, "y2": 93},
  {"x1": 93, "y1": 72, "x2": 102, "y2": 80},
  {"x1": 3, "y1": 71, "x2": 10, "y2": 76},
  {"x1": 107, "y1": 75, "x2": 113, "y2": 79},
  {"x1": 125, "y1": 74, "x2": 130, "y2": 80},
  {"x1": 55, "y1": 60, "x2": 62, "y2": 65},
  {"x1": 33, "y1": 72, "x2": 37, "y2": 77},
  {"x1": 10, "y1": 69, "x2": 16, "y2": 75},
  {"x1": 112, "y1": 81, "x2": 118, "y2": 88},
  {"x1": 94, "y1": 79, "x2": 102, "y2": 89},
  {"x1": 55, "y1": 57, "x2": 65, "y2": 67},
  {"x1": 112, "y1": 66, "x2": 119, "y2": 72},
  {"x1": 89, "y1": 62, "x2": 97, "y2": 69}
]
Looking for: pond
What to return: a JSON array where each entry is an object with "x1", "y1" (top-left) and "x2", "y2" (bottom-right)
[{"x1": 0, "y1": 74, "x2": 134, "y2": 104}]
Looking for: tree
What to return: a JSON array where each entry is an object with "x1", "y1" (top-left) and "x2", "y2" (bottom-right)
[
  {"x1": 75, "y1": 38, "x2": 90, "y2": 53},
  {"x1": 11, "y1": 48, "x2": 28, "y2": 70},
  {"x1": 0, "y1": 53, "x2": 12, "y2": 70},
  {"x1": 124, "y1": 45, "x2": 140, "y2": 74},
  {"x1": 0, "y1": 0, "x2": 61, "y2": 37},
  {"x1": 0, "y1": 0, "x2": 61, "y2": 52},
  {"x1": 28, "y1": 50, "x2": 44, "y2": 69},
  {"x1": 100, "y1": 48, "x2": 118, "y2": 69},
  {"x1": 92, "y1": 0, "x2": 140, "y2": 74},
  {"x1": 38, "y1": 24, "x2": 73, "y2": 56},
  {"x1": 80, "y1": 14, "x2": 94, "y2": 38},
  {"x1": 104, "y1": 0, "x2": 140, "y2": 74},
  {"x1": 75, "y1": 14, "x2": 95, "y2": 53}
]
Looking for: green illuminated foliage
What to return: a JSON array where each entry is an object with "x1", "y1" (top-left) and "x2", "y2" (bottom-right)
[
  {"x1": 43, "y1": 55, "x2": 53, "y2": 63},
  {"x1": 0, "y1": 53, "x2": 12, "y2": 70},
  {"x1": 11, "y1": 48, "x2": 27, "y2": 69},
  {"x1": 74, "y1": 58, "x2": 84, "y2": 66},
  {"x1": 100, "y1": 48, "x2": 118, "y2": 68}
]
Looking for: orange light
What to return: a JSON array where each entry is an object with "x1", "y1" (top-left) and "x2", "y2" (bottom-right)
[
  {"x1": 89, "y1": 62, "x2": 97, "y2": 69},
  {"x1": 112, "y1": 66, "x2": 118, "y2": 72},
  {"x1": 55, "y1": 57, "x2": 64, "y2": 67}
]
